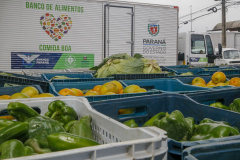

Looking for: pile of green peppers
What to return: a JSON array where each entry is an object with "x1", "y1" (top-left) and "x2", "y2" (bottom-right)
[
  {"x1": 210, "y1": 98, "x2": 240, "y2": 113},
  {"x1": 122, "y1": 110, "x2": 239, "y2": 142},
  {"x1": 0, "y1": 100, "x2": 99, "y2": 159}
]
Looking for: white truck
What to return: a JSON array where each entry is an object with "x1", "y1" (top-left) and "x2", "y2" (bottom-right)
[
  {"x1": 0, "y1": 0, "x2": 178, "y2": 72},
  {"x1": 177, "y1": 32, "x2": 240, "y2": 66}
]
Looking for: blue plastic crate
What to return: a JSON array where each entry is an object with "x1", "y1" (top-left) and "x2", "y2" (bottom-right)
[
  {"x1": 49, "y1": 81, "x2": 162, "y2": 102},
  {"x1": 41, "y1": 72, "x2": 94, "y2": 82},
  {"x1": 120, "y1": 78, "x2": 211, "y2": 94},
  {"x1": 0, "y1": 85, "x2": 43, "y2": 116},
  {"x1": 0, "y1": 71, "x2": 43, "y2": 81},
  {"x1": 112, "y1": 73, "x2": 168, "y2": 80},
  {"x1": 0, "y1": 85, "x2": 43, "y2": 96},
  {"x1": 49, "y1": 77, "x2": 113, "y2": 83},
  {"x1": 170, "y1": 68, "x2": 204, "y2": 75},
  {"x1": 197, "y1": 68, "x2": 240, "y2": 75},
  {"x1": 166, "y1": 65, "x2": 191, "y2": 69},
  {"x1": 176, "y1": 76, "x2": 235, "y2": 91},
  {"x1": 90, "y1": 93, "x2": 240, "y2": 160},
  {"x1": 226, "y1": 74, "x2": 240, "y2": 79},
  {"x1": 182, "y1": 140, "x2": 240, "y2": 160},
  {"x1": 0, "y1": 75, "x2": 49, "y2": 92},
  {"x1": 187, "y1": 87, "x2": 240, "y2": 107}
]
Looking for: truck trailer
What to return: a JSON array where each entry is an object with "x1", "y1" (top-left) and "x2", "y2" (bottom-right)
[{"x1": 0, "y1": 0, "x2": 178, "y2": 72}]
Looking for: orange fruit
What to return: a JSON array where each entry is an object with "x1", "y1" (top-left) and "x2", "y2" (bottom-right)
[
  {"x1": 58, "y1": 88, "x2": 75, "y2": 96},
  {"x1": 71, "y1": 88, "x2": 84, "y2": 96},
  {"x1": 84, "y1": 91, "x2": 99, "y2": 96},
  {"x1": 104, "y1": 92, "x2": 116, "y2": 95},
  {"x1": 111, "y1": 81, "x2": 123, "y2": 91},
  {"x1": 206, "y1": 80, "x2": 216, "y2": 86},
  {"x1": 99, "y1": 82, "x2": 119, "y2": 95},
  {"x1": 211, "y1": 72, "x2": 226, "y2": 84},
  {"x1": 32, "y1": 93, "x2": 55, "y2": 98},
  {"x1": 206, "y1": 85, "x2": 216, "y2": 88},
  {"x1": 118, "y1": 108, "x2": 135, "y2": 115},
  {"x1": 216, "y1": 83, "x2": 227, "y2": 86},
  {"x1": 123, "y1": 85, "x2": 141, "y2": 93},
  {"x1": 134, "y1": 88, "x2": 147, "y2": 93},
  {"x1": 10, "y1": 93, "x2": 30, "y2": 99},
  {"x1": 192, "y1": 77, "x2": 206, "y2": 85},
  {"x1": 0, "y1": 95, "x2": 10, "y2": 100},
  {"x1": 92, "y1": 85, "x2": 102, "y2": 93},
  {"x1": 21, "y1": 86, "x2": 39, "y2": 97},
  {"x1": 192, "y1": 83, "x2": 207, "y2": 87},
  {"x1": 119, "y1": 89, "x2": 124, "y2": 94},
  {"x1": 229, "y1": 77, "x2": 240, "y2": 87}
]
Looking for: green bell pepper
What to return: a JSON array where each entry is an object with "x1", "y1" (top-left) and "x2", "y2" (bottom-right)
[
  {"x1": 153, "y1": 110, "x2": 192, "y2": 141},
  {"x1": 7, "y1": 102, "x2": 39, "y2": 122},
  {"x1": 64, "y1": 120, "x2": 78, "y2": 132},
  {"x1": 24, "y1": 146, "x2": 35, "y2": 156},
  {"x1": 69, "y1": 115, "x2": 94, "y2": 140},
  {"x1": 0, "y1": 118, "x2": 15, "y2": 130},
  {"x1": 210, "y1": 102, "x2": 229, "y2": 110},
  {"x1": 200, "y1": 118, "x2": 230, "y2": 126},
  {"x1": 45, "y1": 100, "x2": 78, "y2": 126},
  {"x1": 0, "y1": 139, "x2": 32, "y2": 159},
  {"x1": 0, "y1": 122, "x2": 28, "y2": 145},
  {"x1": 123, "y1": 119, "x2": 139, "y2": 128},
  {"x1": 25, "y1": 115, "x2": 65, "y2": 148},
  {"x1": 143, "y1": 112, "x2": 166, "y2": 127},
  {"x1": 24, "y1": 138, "x2": 51, "y2": 154},
  {"x1": 229, "y1": 98, "x2": 240, "y2": 113},
  {"x1": 191, "y1": 123, "x2": 240, "y2": 141},
  {"x1": 185, "y1": 117, "x2": 195, "y2": 131},
  {"x1": 47, "y1": 132, "x2": 100, "y2": 151}
]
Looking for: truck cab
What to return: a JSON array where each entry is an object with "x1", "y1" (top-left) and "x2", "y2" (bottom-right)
[
  {"x1": 215, "y1": 48, "x2": 240, "y2": 65},
  {"x1": 178, "y1": 32, "x2": 215, "y2": 65},
  {"x1": 178, "y1": 32, "x2": 240, "y2": 66}
]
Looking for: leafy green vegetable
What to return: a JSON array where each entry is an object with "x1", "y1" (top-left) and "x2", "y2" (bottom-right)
[{"x1": 92, "y1": 53, "x2": 162, "y2": 78}]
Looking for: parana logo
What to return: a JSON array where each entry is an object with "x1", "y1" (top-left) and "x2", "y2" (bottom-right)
[
  {"x1": 65, "y1": 56, "x2": 76, "y2": 67},
  {"x1": 40, "y1": 13, "x2": 72, "y2": 41},
  {"x1": 17, "y1": 54, "x2": 40, "y2": 68},
  {"x1": 148, "y1": 20, "x2": 159, "y2": 36}
]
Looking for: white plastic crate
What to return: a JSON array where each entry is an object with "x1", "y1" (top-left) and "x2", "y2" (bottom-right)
[{"x1": 0, "y1": 97, "x2": 168, "y2": 160}]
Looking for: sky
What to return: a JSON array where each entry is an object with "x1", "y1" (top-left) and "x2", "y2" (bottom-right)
[{"x1": 116, "y1": 0, "x2": 240, "y2": 33}]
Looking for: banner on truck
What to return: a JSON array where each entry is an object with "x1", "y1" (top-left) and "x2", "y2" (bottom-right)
[{"x1": 11, "y1": 52, "x2": 94, "y2": 69}]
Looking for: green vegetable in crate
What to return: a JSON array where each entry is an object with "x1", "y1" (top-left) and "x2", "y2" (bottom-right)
[
  {"x1": 50, "y1": 76, "x2": 79, "y2": 81},
  {"x1": 185, "y1": 117, "x2": 195, "y2": 131},
  {"x1": 153, "y1": 110, "x2": 193, "y2": 141},
  {"x1": 25, "y1": 115, "x2": 65, "y2": 148},
  {"x1": 68, "y1": 115, "x2": 94, "y2": 140},
  {"x1": 200, "y1": 118, "x2": 240, "y2": 132},
  {"x1": 25, "y1": 138, "x2": 51, "y2": 154},
  {"x1": 229, "y1": 98, "x2": 240, "y2": 113},
  {"x1": 0, "y1": 139, "x2": 34, "y2": 159},
  {"x1": 64, "y1": 120, "x2": 78, "y2": 132},
  {"x1": 45, "y1": 100, "x2": 78, "y2": 126},
  {"x1": 0, "y1": 118, "x2": 15, "y2": 130},
  {"x1": 200, "y1": 118, "x2": 231, "y2": 126},
  {"x1": 123, "y1": 119, "x2": 139, "y2": 128},
  {"x1": 0, "y1": 122, "x2": 29, "y2": 145},
  {"x1": 191, "y1": 123, "x2": 239, "y2": 141},
  {"x1": 7, "y1": 102, "x2": 39, "y2": 122},
  {"x1": 90, "y1": 53, "x2": 162, "y2": 78},
  {"x1": 179, "y1": 72, "x2": 193, "y2": 76},
  {"x1": 47, "y1": 132, "x2": 100, "y2": 151},
  {"x1": 143, "y1": 112, "x2": 166, "y2": 127},
  {"x1": 210, "y1": 102, "x2": 229, "y2": 110},
  {"x1": 0, "y1": 72, "x2": 15, "y2": 77}
]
